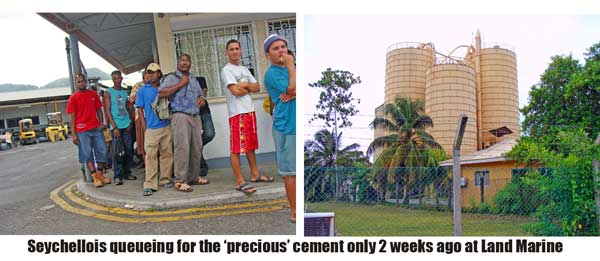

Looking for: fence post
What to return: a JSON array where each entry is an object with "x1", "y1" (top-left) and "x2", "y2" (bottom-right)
[
  {"x1": 453, "y1": 114, "x2": 468, "y2": 236},
  {"x1": 593, "y1": 133, "x2": 600, "y2": 234}
]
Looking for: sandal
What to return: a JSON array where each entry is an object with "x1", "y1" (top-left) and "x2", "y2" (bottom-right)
[
  {"x1": 190, "y1": 177, "x2": 210, "y2": 185},
  {"x1": 143, "y1": 188, "x2": 153, "y2": 196},
  {"x1": 125, "y1": 175, "x2": 137, "y2": 180},
  {"x1": 251, "y1": 175, "x2": 274, "y2": 183},
  {"x1": 174, "y1": 182, "x2": 193, "y2": 192},
  {"x1": 235, "y1": 182, "x2": 256, "y2": 194},
  {"x1": 160, "y1": 182, "x2": 173, "y2": 188}
]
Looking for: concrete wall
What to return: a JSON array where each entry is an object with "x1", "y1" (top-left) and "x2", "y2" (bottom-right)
[{"x1": 460, "y1": 161, "x2": 523, "y2": 208}]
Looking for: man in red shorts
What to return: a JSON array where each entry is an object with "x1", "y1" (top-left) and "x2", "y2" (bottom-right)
[{"x1": 221, "y1": 39, "x2": 274, "y2": 194}]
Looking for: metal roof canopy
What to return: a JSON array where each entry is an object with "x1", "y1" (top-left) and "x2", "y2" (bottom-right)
[{"x1": 38, "y1": 13, "x2": 155, "y2": 74}]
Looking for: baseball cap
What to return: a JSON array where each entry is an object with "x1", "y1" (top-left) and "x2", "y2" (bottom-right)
[
  {"x1": 263, "y1": 34, "x2": 287, "y2": 53},
  {"x1": 146, "y1": 63, "x2": 161, "y2": 72}
]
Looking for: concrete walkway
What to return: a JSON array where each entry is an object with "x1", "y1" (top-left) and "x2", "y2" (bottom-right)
[{"x1": 77, "y1": 162, "x2": 286, "y2": 211}]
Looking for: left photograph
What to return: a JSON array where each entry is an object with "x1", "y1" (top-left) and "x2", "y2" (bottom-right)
[{"x1": 0, "y1": 13, "x2": 296, "y2": 234}]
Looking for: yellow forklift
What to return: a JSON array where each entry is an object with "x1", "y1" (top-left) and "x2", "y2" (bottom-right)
[
  {"x1": 45, "y1": 112, "x2": 69, "y2": 142},
  {"x1": 18, "y1": 118, "x2": 37, "y2": 145}
]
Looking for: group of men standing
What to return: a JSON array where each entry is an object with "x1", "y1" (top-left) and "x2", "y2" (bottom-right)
[{"x1": 66, "y1": 34, "x2": 296, "y2": 222}]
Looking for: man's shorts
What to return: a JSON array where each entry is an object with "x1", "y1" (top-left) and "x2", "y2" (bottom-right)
[
  {"x1": 272, "y1": 128, "x2": 295, "y2": 176},
  {"x1": 77, "y1": 128, "x2": 108, "y2": 164},
  {"x1": 229, "y1": 112, "x2": 258, "y2": 154}
]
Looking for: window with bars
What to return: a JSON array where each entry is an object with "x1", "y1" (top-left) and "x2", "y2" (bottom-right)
[
  {"x1": 474, "y1": 170, "x2": 490, "y2": 186},
  {"x1": 173, "y1": 24, "x2": 256, "y2": 97},
  {"x1": 267, "y1": 18, "x2": 296, "y2": 56}
]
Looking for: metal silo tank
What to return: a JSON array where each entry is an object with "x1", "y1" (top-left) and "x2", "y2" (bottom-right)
[
  {"x1": 425, "y1": 64, "x2": 478, "y2": 156},
  {"x1": 385, "y1": 42, "x2": 435, "y2": 104},
  {"x1": 479, "y1": 45, "x2": 519, "y2": 147}
]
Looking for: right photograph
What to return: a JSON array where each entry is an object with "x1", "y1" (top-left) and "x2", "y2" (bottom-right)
[{"x1": 303, "y1": 15, "x2": 600, "y2": 236}]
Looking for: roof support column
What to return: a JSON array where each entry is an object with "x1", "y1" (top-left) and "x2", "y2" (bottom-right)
[{"x1": 69, "y1": 33, "x2": 81, "y2": 77}]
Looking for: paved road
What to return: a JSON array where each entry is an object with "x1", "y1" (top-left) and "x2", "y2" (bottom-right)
[{"x1": 0, "y1": 140, "x2": 295, "y2": 235}]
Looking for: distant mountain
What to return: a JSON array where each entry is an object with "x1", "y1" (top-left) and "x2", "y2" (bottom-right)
[
  {"x1": 0, "y1": 84, "x2": 39, "y2": 92},
  {"x1": 0, "y1": 68, "x2": 111, "y2": 92},
  {"x1": 41, "y1": 68, "x2": 111, "y2": 88}
]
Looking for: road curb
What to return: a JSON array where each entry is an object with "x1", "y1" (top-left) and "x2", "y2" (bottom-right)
[{"x1": 76, "y1": 180, "x2": 286, "y2": 210}]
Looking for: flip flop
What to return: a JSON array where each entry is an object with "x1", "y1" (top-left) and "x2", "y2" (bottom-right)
[
  {"x1": 251, "y1": 175, "x2": 274, "y2": 183},
  {"x1": 235, "y1": 182, "x2": 256, "y2": 194},
  {"x1": 143, "y1": 188, "x2": 153, "y2": 196}
]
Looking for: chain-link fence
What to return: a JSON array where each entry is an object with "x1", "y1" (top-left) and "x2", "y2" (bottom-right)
[{"x1": 304, "y1": 166, "x2": 599, "y2": 236}]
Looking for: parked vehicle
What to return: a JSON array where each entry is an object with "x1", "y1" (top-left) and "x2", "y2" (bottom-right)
[
  {"x1": 18, "y1": 119, "x2": 37, "y2": 145},
  {"x1": 45, "y1": 112, "x2": 69, "y2": 142}
]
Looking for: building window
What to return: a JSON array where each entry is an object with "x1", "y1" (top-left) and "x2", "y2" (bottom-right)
[
  {"x1": 173, "y1": 23, "x2": 256, "y2": 98},
  {"x1": 0, "y1": 119, "x2": 5, "y2": 129},
  {"x1": 474, "y1": 170, "x2": 490, "y2": 186},
  {"x1": 267, "y1": 18, "x2": 296, "y2": 56}
]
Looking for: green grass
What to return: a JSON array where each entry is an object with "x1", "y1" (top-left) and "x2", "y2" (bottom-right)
[{"x1": 307, "y1": 201, "x2": 533, "y2": 236}]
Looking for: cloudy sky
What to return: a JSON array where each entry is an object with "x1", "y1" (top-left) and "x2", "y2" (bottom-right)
[
  {"x1": 0, "y1": 13, "x2": 139, "y2": 87},
  {"x1": 303, "y1": 15, "x2": 600, "y2": 152}
]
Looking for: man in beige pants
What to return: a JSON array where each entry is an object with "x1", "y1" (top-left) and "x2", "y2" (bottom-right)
[
  {"x1": 158, "y1": 54, "x2": 209, "y2": 192},
  {"x1": 134, "y1": 63, "x2": 174, "y2": 196}
]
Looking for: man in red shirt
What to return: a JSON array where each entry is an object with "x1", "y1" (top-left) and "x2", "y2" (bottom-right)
[{"x1": 66, "y1": 74, "x2": 111, "y2": 187}]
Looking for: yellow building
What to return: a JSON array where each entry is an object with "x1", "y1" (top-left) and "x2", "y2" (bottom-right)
[{"x1": 439, "y1": 139, "x2": 525, "y2": 208}]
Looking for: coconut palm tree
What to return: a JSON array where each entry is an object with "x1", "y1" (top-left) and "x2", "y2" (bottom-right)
[
  {"x1": 367, "y1": 97, "x2": 442, "y2": 204},
  {"x1": 304, "y1": 129, "x2": 364, "y2": 202}
]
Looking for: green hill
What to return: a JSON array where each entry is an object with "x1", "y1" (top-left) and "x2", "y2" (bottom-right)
[
  {"x1": 0, "y1": 84, "x2": 38, "y2": 92},
  {"x1": 41, "y1": 68, "x2": 111, "y2": 88},
  {"x1": 0, "y1": 68, "x2": 111, "y2": 92}
]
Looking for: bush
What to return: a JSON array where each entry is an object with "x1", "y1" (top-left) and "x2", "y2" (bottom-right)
[{"x1": 493, "y1": 173, "x2": 542, "y2": 216}]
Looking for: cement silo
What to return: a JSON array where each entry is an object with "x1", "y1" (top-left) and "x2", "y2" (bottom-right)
[
  {"x1": 425, "y1": 63, "x2": 478, "y2": 155},
  {"x1": 385, "y1": 42, "x2": 435, "y2": 103},
  {"x1": 479, "y1": 44, "x2": 519, "y2": 147}
]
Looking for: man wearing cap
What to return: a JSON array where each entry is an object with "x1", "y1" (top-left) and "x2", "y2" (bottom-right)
[
  {"x1": 135, "y1": 63, "x2": 174, "y2": 196},
  {"x1": 158, "y1": 54, "x2": 209, "y2": 193},
  {"x1": 222, "y1": 39, "x2": 273, "y2": 194},
  {"x1": 67, "y1": 73, "x2": 112, "y2": 188},
  {"x1": 263, "y1": 34, "x2": 296, "y2": 222},
  {"x1": 104, "y1": 70, "x2": 136, "y2": 185}
]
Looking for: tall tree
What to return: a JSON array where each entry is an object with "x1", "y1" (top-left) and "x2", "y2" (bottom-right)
[
  {"x1": 367, "y1": 97, "x2": 441, "y2": 204},
  {"x1": 308, "y1": 69, "x2": 361, "y2": 163},
  {"x1": 521, "y1": 41, "x2": 600, "y2": 140}
]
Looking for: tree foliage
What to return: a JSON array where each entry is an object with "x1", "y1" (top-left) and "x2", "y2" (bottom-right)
[
  {"x1": 505, "y1": 129, "x2": 599, "y2": 236},
  {"x1": 308, "y1": 68, "x2": 361, "y2": 130},
  {"x1": 367, "y1": 97, "x2": 443, "y2": 204},
  {"x1": 304, "y1": 129, "x2": 367, "y2": 202},
  {"x1": 521, "y1": 42, "x2": 600, "y2": 140}
]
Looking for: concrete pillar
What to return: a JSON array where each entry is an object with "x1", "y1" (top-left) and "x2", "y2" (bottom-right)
[
  {"x1": 254, "y1": 21, "x2": 269, "y2": 89},
  {"x1": 65, "y1": 37, "x2": 75, "y2": 94},
  {"x1": 69, "y1": 33, "x2": 81, "y2": 76},
  {"x1": 153, "y1": 13, "x2": 177, "y2": 73}
]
